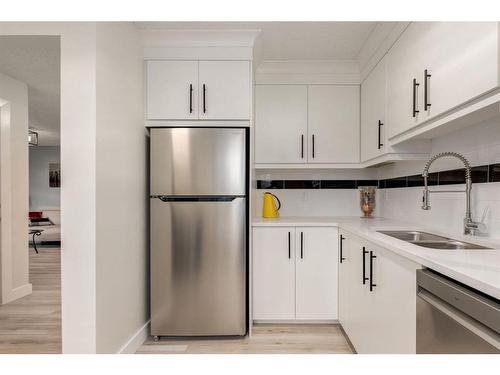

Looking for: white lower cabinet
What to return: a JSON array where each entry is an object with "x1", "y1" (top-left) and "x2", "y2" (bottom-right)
[
  {"x1": 253, "y1": 226, "x2": 338, "y2": 321},
  {"x1": 253, "y1": 227, "x2": 296, "y2": 320},
  {"x1": 338, "y1": 229, "x2": 421, "y2": 354},
  {"x1": 295, "y1": 227, "x2": 338, "y2": 320}
]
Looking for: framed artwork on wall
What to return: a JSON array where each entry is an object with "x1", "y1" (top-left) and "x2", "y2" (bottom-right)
[{"x1": 49, "y1": 163, "x2": 61, "y2": 188}]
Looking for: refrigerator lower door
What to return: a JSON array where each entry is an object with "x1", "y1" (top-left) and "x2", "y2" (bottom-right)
[{"x1": 151, "y1": 197, "x2": 247, "y2": 336}]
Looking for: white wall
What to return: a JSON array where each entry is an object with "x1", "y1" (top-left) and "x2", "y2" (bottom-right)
[
  {"x1": 0, "y1": 22, "x2": 147, "y2": 354},
  {"x1": 95, "y1": 22, "x2": 147, "y2": 354},
  {"x1": 29, "y1": 146, "x2": 60, "y2": 210},
  {"x1": 0, "y1": 22, "x2": 98, "y2": 353},
  {"x1": 0, "y1": 72, "x2": 31, "y2": 304},
  {"x1": 378, "y1": 116, "x2": 500, "y2": 238}
]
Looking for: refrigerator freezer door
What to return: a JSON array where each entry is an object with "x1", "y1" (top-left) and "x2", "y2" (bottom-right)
[
  {"x1": 151, "y1": 197, "x2": 247, "y2": 336},
  {"x1": 150, "y1": 128, "x2": 246, "y2": 196}
]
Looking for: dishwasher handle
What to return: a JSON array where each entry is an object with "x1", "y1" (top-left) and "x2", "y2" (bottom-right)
[{"x1": 417, "y1": 289, "x2": 500, "y2": 351}]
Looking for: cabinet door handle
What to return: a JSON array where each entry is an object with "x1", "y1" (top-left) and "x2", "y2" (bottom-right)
[
  {"x1": 362, "y1": 247, "x2": 369, "y2": 285},
  {"x1": 424, "y1": 69, "x2": 432, "y2": 111},
  {"x1": 300, "y1": 232, "x2": 304, "y2": 259},
  {"x1": 202, "y1": 84, "x2": 206, "y2": 113},
  {"x1": 377, "y1": 120, "x2": 384, "y2": 149},
  {"x1": 288, "y1": 231, "x2": 291, "y2": 259},
  {"x1": 369, "y1": 251, "x2": 377, "y2": 292},
  {"x1": 412, "y1": 78, "x2": 420, "y2": 118},
  {"x1": 301, "y1": 134, "x2": 304, "y2": 159},
  {"x1": 339, "y1": 235, "x2": 346, "y2": 263},
  {"x1": 312, "y1": 134, "x2": 315, "y2": 159},
  {"x1": 189, "y1": 84, "x2": 193, "y2": 114}
]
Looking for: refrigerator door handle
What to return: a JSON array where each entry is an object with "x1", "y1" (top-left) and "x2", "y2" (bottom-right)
[{"x1": 151, "y1": 195, "x2": 245, "y2": 202}]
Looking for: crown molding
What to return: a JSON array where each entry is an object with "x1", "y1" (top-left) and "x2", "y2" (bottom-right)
[
  {"x1": 141, "y1": 29, "x2": 261, "y2": 60},
  {"x1": 357, "y1": 22, "x2": 410, "y2": 82},
  {"x1": 255, "y1": 60, "x2": 360, "y2": 84}
]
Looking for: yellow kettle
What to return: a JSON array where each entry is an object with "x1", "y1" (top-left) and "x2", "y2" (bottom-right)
[{"x1": 262, "y1": 192, "x2": 281, "y2": 218}]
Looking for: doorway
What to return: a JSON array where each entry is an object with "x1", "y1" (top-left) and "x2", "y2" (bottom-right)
[{"x1": 0, "y1": 35, "x2": 61, "y2": 353}]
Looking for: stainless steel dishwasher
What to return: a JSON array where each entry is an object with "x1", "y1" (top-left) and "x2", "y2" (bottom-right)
[{"x1": 417, "y1": 269, "x2": 500, "y2": 354}]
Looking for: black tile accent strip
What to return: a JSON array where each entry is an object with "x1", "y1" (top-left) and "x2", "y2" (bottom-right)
[
  {"x1": 284, "y1": 180, "x2": 321, "y2": 189},
  {"x1": 489, "y1": 163, "x2": 500, "y2": 182},
  {"x1": 385, "y1": 176, "x2": 407, "y2": 189},
  {"x1": 321, "y1": 180, "x2": 356, "y2": 189},
  {"x1": 255, "y1": 163, "x2": 500, "y2": 190},
  {"x1": 356, "y1": 180, "x2": 379, "y2": 188},
  {"x1": 256, "y1": 180, "x2": 283, "y2": 189},
  {"x1": 407, "y1": 172, "x2": 438, "y2": 187}
]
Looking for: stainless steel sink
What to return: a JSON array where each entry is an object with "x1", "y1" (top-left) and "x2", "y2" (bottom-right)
[{"x1": 377, "y1": 230, "x2": 492, "y2": 250}]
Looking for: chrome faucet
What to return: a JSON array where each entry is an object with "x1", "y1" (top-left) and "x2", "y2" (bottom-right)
[{"x1": 421, "y1": 152, "x2": 481, "y2": 236}]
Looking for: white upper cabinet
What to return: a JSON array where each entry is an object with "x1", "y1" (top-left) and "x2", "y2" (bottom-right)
[
  {"x1": 421, "y1": 22, "x2": 499, "y2": 122},
  {"x1": 295, "y1": 227, "x2": 338, "y2": 320},
  {"x1": 255, "y1": 85, "x2": 308, "y2": 164},
  {"x1": 387, "y1": 24, "x2": 425, "y2": 139},
  {"x1": 361, "y1": 57, "x2": 387, "y2": 162},
  {"x1": 146, "y1": 60, "x2": 250, "y2": 121},
  {"x1": 198, "y1": 61, "x2": 251, "y2": 120},
  {"x1": 308, "y1": 86, "x2": 360, "y2": 163},
  {"x1": 146, "y1": 61, "x2": 199, "y2": 120},
  {"x1": 387, "y1": 22, "x2": 500, "y2": 141},
  {"x1": 255, "y1": 84, "x2": 360, "y2": 165}
]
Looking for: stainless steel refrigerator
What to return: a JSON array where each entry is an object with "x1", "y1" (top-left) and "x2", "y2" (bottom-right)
[{"x1": 150, "y1": 127, "x2": 247, "y2": 337}]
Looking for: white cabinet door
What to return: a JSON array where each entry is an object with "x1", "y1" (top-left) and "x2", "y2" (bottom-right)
[
  {"x1": 368, "y1": 244, "x2": 420, "y2": 354},
  {"x1": 308, "y1": 85, "x2": 360, "y2": 163},
  {"x1": 387, "y1": 23, "x2": 425, "y2": 139},
  {"x1": 198, "y1": 61, "x2": 250, "y2": 120},
  {"x1": 146, "y1": 60, "x2": 198, "y2": 120},
  {"x1": 253, "y1": 227, "x2": 296, "y2": 320},
  {"x1": 295, "y1": 227, "x2": 338, "y2": 320},
  {"x1": 422, "y1": 22, "x2": 499, "y2": 122},
  {"x1": 255, "y1": 85, "x2": 308, "y2": 163},
  {"x1": 361, "y1": 57, "x2": 387, "y2": 162}
]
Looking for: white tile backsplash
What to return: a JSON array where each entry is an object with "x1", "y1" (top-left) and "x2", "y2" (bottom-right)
[
  {"x1": 252, "y1": 189, "x2": 370, "y2": 218},
  {"x1": 379, "y1": 182, "x2": 500, "y2": 238}
]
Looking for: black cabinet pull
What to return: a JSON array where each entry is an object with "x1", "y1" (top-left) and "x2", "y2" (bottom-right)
[
  {"x1": 312, "y1": 134, "x2": 315, "y2": 158},
  {"x1": 412, "y1": 78, "x2": 420, "y2": 118},
  {"x1": 202, "y1": 84, "x2": 206, "y2": 113},
  {"x1": 288, "y1": 231, "x2": 291, "y2": 259},
  {"x1": 424, "y1": 69, "x2": 432, "y2": 111},
  {"x1": 301, "y1": 134, "x2": 304, "y2": 159},
  {"x1": 189, "y1": 84, "x2": 193, "y2": 114},
  {"x1": 362, "y1": 247, "x2": 369, "y2": 285},
  {"x1": 377, "y1": 120, "x2": 384, "y2": 149},
  {"x1": 300, "y1": 232, "x2": 304, "y2": 259},
  {"x1": 369, "y1": 251, "x2": 377, "y2": 292},
  {"x1": 339, "y1": 235, "x2": 346, "y2": 263}
]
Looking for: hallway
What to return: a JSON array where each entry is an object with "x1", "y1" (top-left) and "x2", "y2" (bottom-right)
[{"x1": 0, "y1": 247, "x2": 61, "y2": 353}]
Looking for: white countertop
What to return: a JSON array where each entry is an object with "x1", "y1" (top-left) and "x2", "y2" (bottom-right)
[{"x1": 252, "y1": 216, "x2": 500, "y2": 300}]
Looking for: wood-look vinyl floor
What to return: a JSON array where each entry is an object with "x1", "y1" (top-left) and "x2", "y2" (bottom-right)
[
  {"x1": 0, "y1": 247, "x2": 61, "y2": 354},
  {"x1": 137, "y1": 324, "x2": 353, "y2": 354}
]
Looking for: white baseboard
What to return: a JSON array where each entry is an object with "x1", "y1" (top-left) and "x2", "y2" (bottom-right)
[
  {"x1": 117, "y1": 320, "x2": 150, "y2": 354},
  {"x1": 253, "y1": 320, "x2": 339, "y2": 324},
  {"x1": 1, "y1": 283, "x2": 32, "y2": 304}
]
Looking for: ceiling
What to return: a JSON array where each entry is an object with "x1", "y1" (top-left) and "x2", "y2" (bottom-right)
[
  {"x1": 0, "y1": 36, "x2": 60, "y2": 146},
  {"x1": 135, "y1": 22, "x2": 378, "y2": 61}
]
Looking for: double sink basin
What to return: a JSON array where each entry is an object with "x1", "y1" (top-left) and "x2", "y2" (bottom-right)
[{"x1": 377, "y1": 230, "x2": 492, "y2": 250}]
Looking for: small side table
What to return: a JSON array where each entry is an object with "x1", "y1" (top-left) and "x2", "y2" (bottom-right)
[{"x1": 29, "y1": 229, "x2": 44, "y2": 254}]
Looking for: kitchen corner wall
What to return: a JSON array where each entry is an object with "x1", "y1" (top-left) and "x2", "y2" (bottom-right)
[{"x1": 378, "y1": 116, "x2": 500, "y2": 239}]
